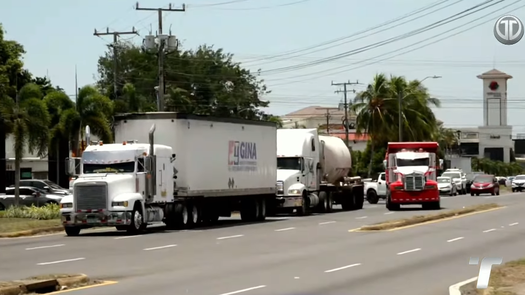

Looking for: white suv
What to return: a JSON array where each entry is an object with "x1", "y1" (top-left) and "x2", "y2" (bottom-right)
[{"x1": 441, "y1": 170, "x2": 467, "y2": 195}]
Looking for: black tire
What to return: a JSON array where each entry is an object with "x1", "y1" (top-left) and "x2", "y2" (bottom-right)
[
  {"x1": 325, "y1": 192, "x2": 333, "y2": 213},
  {"x1": 115, "y1": 226, "x2": 127, "y2": 231},
  {"x1": 296, "y1": 193, "x2": 309, "y2": 216},
  {"x1": 354, "y1": 190, "x2": 364, "y2": 210},
  {"x1": 476, "y1": 193, "x2": 480, "y2": 196},
  {"x1": 496, "y1": 188, "x2": 500, "y2": 196},
  {"x1": 512, "y1": 189, "x2": 516, "y2": 192},
  {"x1": 341, "y1": 195, "x2": 354, "y2": 211},
  {"x1": 256, "y1": 198, "x2": 266, "y2": 221},
  {"x1": 491, "y1": 191, "x2": 495, "y2": 196},
  {"x1": 318, "y1": 191, "x2": 328, "y2": 212},
  {"x1": 367, "y1": 189, "x2": 379, "y2": 204},
  {"x1": 181, "y1": 203, "x2": 191, "y2": 228},
  {"x1": 241, "y1": 199, "x2": 259, "y2": 221},
  {"x1": 386, "y1": 194, "x2": 399, "y2": 211},
  {"x1": 471, "y1": 192, "x2": 474, "y2": 196},
  {"x1": 188, "y1": 203, "x2": 201, "y2": 228},
  {"x1": 64, "y1": 227, "x2": 81, "y2": 236}
]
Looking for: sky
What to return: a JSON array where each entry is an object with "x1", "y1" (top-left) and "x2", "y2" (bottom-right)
[{"x1": 2, "y1": 0, "x2": 525, "y2": 133}]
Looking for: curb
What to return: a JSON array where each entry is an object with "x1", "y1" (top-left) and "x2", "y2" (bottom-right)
[
  {"x1": 0, "y1": 226, "x2": 64, "y2": 238},
  {"x1": 449, "y1": 277, "x2": 477, "y2": 295},
  {"x1": 0, "y1": 274, "x2": 93, "y2": 295}
]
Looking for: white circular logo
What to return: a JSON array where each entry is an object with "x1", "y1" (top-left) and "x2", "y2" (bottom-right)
[{"x1": 494, "y1": 15, "x2": 523, "y2": 45}]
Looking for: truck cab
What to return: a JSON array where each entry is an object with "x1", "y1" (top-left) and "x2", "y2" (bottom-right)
[
  {"x1": 60, "y1": 125, "x2": 173, "y2": 236},
  {"x1": 276, "y1": 129, "x2": 320, "y2": 214},
  {"x1": 384, "y1": 142, "x2": 440, "y2": 211}
]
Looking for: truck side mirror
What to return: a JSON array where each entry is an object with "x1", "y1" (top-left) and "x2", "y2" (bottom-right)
[
  {"x1": 65, "y1": 157, "x2": 82, "y2": 176},
  {"x1": 144, "y1": 156, "x2": 153, "y2": 172},
  {"x1": 383, "y1": 160, "x2": 387, "y2": 170}
]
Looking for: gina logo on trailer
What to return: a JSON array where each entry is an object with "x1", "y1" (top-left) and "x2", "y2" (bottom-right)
[{"x1": 228, "y1": 141, "x2": 258, "y2": 171}]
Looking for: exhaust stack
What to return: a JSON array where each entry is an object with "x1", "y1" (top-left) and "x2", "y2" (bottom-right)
[
  {"x1": 149, "y1": 124, "x2": 156, "y2": 156},
  {"x1": 146, "y1": 124, "x2": 157, "y2": 200},
  {"x1": 85, "y1": 125, "x2": 91, "y2": 146}
]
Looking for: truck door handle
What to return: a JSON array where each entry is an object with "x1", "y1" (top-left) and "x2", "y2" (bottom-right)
[{"x1": 378, "y1": 182, "x2": 382, "y2": 184}]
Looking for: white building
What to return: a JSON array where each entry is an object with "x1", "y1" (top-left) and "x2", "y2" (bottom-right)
[{"x1": 456, "y1": 69, "x2": 514, "y2": 162}]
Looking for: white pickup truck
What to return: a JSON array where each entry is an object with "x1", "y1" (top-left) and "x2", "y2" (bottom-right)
[{"x1": 364, "y1": 172, "x2": 387, "y2": 204}]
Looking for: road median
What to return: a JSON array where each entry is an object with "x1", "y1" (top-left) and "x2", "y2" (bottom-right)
[
  {"x1": 458, "y1": 258, "x2": 525, "y2": 295},
  {"x1": 350, "y1": 203, "x2": 502, "y2": 232},
  {"x1": 0, "y1": 274, "x2": 115, "y2": 295}
]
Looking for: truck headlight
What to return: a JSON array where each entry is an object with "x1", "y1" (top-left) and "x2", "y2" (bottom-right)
[
  {"x1": 288, "y1": 189, "x2": 301, "y2": 195},
  {"x1": 112, "y1": 201, "x2": 129, "y2": 207},
  {"x1": 60, "y1": 203, "x2": 73, "y2": 208}
]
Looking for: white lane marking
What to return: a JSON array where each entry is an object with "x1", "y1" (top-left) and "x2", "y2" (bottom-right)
[
  {"x1": 355, "y1": 216, "x2": 368, "y2": 219},
  {"x1": 25, "y1": 244, "x2": 65, "y2": 251},
  {"x1": 218, "y1": 285, "x2": 267, "y2": 295},
  {"x1": 114, "y1": 235, "x2": 143, "y2": 240},
  {"x1": 384, "y1": 212, "x2": 395, "y2": 215},
  {"x1": 447, "y1": 237, "x2": 464, "y2": 243},
  {"x1": 319, "y1": 221, "x2": 336, "y2": 225},
  {"x1": 143, "y1": 244, "x2": 177, "y2": 251},
  {"x1": 483, "y1": 228, "x2": 496, "y2": 233},
  {"x1": 37, "y1": 257, "x2": 85, "y2": 265},
  {"x1": 275, "y1": 227, "x2": 295, "y2": 232},
  {"x1": 509, "y1": 222, "x2": 519, "y2": 226},
  {"x1": 217, "y1": 234, "x2": 244, "y2": 240},
  {"x1": 324, "y1": 263, "x2": 361, "y2": 273},
  {"x1": 397, "y1": 248, "x2": 421, "y2": 255}
]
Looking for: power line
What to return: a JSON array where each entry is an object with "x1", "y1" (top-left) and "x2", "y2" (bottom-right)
[
  {"x1": 240, "y1": 0, "x2": 452, "y2": 64},
  {"x1": 259, "y1": 0, "x2": 501, "y2": 75},
  {"x1": 93, "y1": 27, "x2": 139, "y2": 100}
]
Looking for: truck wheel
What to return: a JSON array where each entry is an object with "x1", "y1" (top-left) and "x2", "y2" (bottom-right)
[
  {"x1": 127, "y1": 204, "x2": 145, "y2": 233},
  {"x1": 297, "y1": 193, "x2": 309, "y2": 216},
  {"x1": 325, "y1": 192, "x2": 333, "y2": 213},
  {"x1": 367, "y1": 190, "x2": 379, "y2": 204},
  {"x1": 64, "y1": 227, "x2": 81, "y2": 236},
  {"x1": 355, "y1": 192, "x2": 364, "y2": 210},
  {"x1": 240, "y1": 199, "x2": 258, "y2": 221},
  {"x1": 317, "y1": 191, "x2": 328, "y2": 212},
  {"x1": 256, "y1": 198, "x2": 266, "y2": 221},
  {"x1": 188, "y1": 203, "x2": 201, "y2": 228},
  {"x1": 341, "y1": 195, "x2": 354, "y2": 211},
  {"x1": 181, "y1": 203, "x2": 190, "y2": 228},
  {"x1": 386, "y1": 196, "x2": 399, "y2": 211}
]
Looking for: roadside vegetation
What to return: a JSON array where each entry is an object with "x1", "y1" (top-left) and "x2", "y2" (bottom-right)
[{"x1": 0, "y1": 204, "x2": 61, "y2": 237}]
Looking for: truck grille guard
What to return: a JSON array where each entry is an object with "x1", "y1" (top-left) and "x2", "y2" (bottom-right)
[{"x1": 402, "y1": 173, "x2": 425, "y2": 191}]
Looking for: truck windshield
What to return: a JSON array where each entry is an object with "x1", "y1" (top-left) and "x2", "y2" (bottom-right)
[
  {"x1": 277, "y1": 157, "x2": 302, "y2": 170},
  {"x1": 396, "y1": 157, "x2": 429, "y2": 166},
  {"x1": 83, "y1": 162, "x2": 135, "y2": 174}
]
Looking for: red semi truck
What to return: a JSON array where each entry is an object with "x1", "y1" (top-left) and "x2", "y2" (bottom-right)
[{"x1": 384, "y1": 142, "x2": 440, "y2": 211}]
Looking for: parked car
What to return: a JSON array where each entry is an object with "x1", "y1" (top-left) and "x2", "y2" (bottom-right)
[
  {"x1": 441, "y1": 170, "x2": 467, "y2": 194},
  {"x1": 466, "y1": 172, "x2": 485, "y2": 193},
  {"x1": 511, "y1": 175, "x2": 525, "y2": 192},
  {"x1": 0, "y1": 186, "x2": 67, "y2": 210},
  {"x1": 10, "y1": 179, "x2": 70, "y2": 195},
  {"x1": 437, "y1": 176, "x2": 457, "y2": 196},
  {"x1": 506, "y1": 176, "x2": 516, "y2": 187},
  {"x1": 470, "y1": 175, "x2": 500, "y2": 196},
  {"x1": 496, "y1": 176, "x2": 507, "y2": 186}
]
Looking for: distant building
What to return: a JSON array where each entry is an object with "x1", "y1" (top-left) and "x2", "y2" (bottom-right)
[{"x1": 280, "y1": 105, "x2": 369, "y2": 151}]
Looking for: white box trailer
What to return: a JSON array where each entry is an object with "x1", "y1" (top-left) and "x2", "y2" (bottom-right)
[
  {"x1": 114, "y1": 112, "x2": 277, "y2": 225},
  {"x1": 60, "y1": 112, "x2": 277, "y2": 236}
]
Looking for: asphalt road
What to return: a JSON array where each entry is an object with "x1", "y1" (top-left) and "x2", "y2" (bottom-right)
[{"x1": 1, "y1": 191, "x2": 524, "y2": 295}]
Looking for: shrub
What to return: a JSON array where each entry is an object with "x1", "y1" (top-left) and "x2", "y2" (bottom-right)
[{"x1": 2, "y1": 203, "x2": 60, "y2": 220}]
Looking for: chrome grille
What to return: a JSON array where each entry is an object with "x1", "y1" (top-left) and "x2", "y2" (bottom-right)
[
  {"x1": 403, "y1": 174, "x2": 425, "y2": 191},
  {"x1": 75, "y1": 184, "x2": 108, "y2": 211}
]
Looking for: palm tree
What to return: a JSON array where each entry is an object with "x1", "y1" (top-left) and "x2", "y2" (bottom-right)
[
  {"x1": 0, "y1": 83, "x2": 50, "y2": 206},
  {"x1": 351, "y1": 73, "x2": 397, "y2": 176},
  {"x1": 46, "y1": 85, "x2": 113, "y2": 157}
]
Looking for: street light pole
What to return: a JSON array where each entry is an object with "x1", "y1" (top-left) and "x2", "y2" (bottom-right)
[{"x1": 398, "y1": 75, "x2": 442, "y2": 142}]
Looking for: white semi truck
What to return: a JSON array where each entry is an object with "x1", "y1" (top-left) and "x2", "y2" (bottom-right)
[
  {"x1": 275, "y1": 129, "x2": 364, "y2": 215},
  {"x1": 60, "y1": 112, "x2": 277, "y2": 236}
]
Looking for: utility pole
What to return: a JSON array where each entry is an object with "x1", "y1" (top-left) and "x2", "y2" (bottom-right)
[
  {"x1": 93, "y1": 28, "x2": 138, "y2": 100},
  {"x1": 136, "y1": 2, "x2": 186, "y2": 111},
  {"x1": 398, "y1": 90, "x2": 403, "y2": 142},
  {"x1": 316, "y1": 107, "x2": 339, "y2": 134},
  {"x1": 332, "y1": 80, "x2": 360, "y2": 147}
]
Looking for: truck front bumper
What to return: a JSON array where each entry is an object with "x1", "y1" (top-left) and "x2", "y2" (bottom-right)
[
  {"x1": 61, "y1": 211, "x2": 132, "y2": 227},
  {"x1": 390, "y1": 190, "x2": 439, "y2": 204},
  {"x1": 275, "y1": 195, "x2": 303, "y2": 208}
]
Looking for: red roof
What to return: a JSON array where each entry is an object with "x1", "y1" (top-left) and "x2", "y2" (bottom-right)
[{"x1": 327, "y1": 133, "x2": 369, "y2": 141}]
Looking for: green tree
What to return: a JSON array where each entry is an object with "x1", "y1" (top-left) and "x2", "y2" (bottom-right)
[
  {"x1": 96, "y1": 42, "x2": 275, "y2": 120},
  {"x1": 351, "y1": 74, "x2": 441, "y2": 176},
  {"x1": 0, "y1": 83, "x2": 50, "y2": 206}
]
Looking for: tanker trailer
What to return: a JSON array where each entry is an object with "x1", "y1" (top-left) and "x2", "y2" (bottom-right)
[{"x1": 275, "y1": 129, "x2": 364, "y2": 215}]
